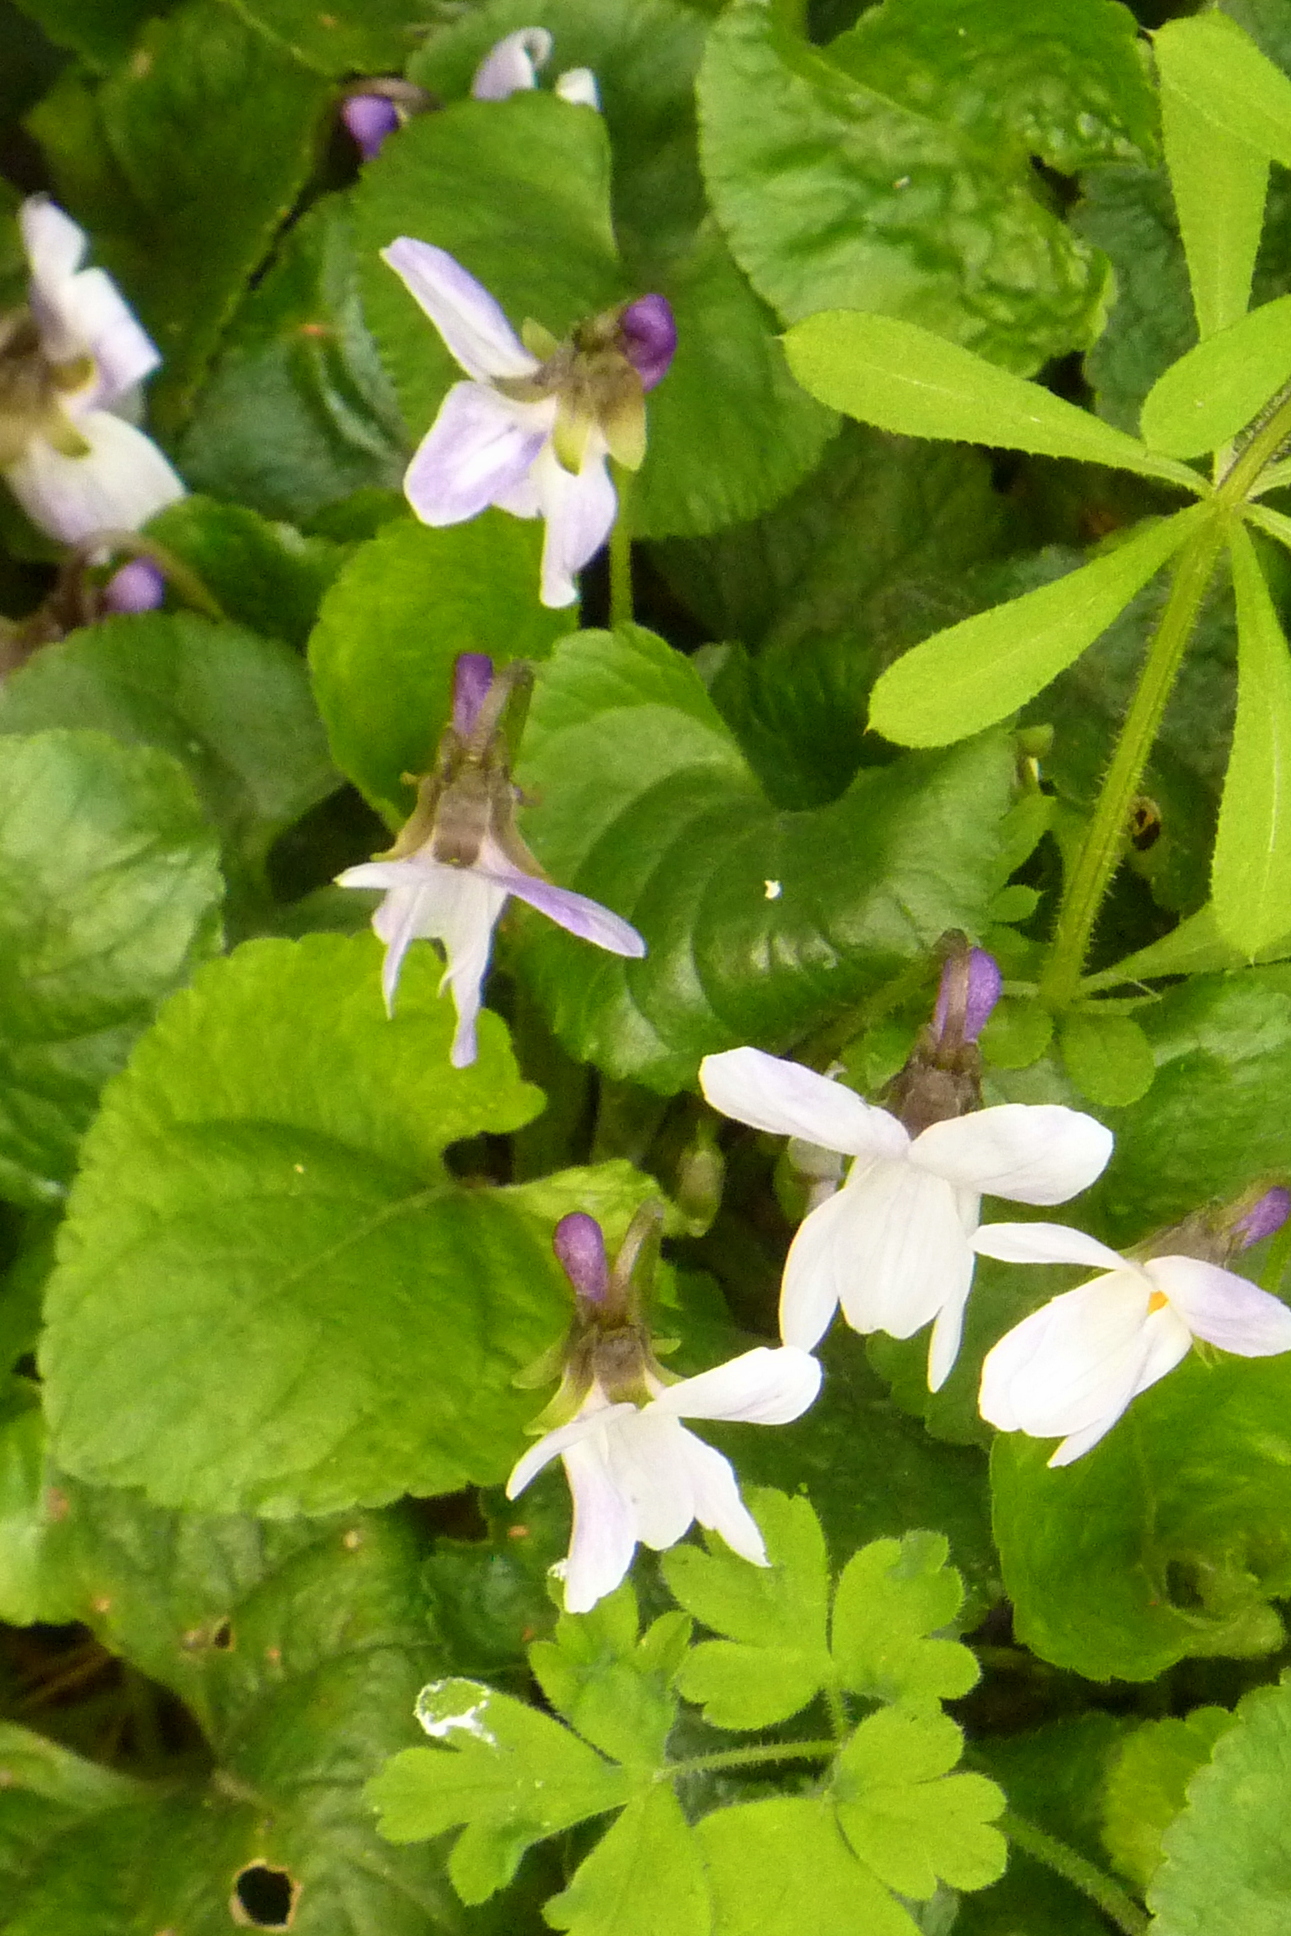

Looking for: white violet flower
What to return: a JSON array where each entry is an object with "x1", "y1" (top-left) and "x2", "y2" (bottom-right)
[
  {"x1": 336, "y1": 653, "x2": 644, "y2": 1068},
  {"x1": 699, "y1": 946, "x2": 1113, "y2": 1390},
  {"x1": 471, "y1": 27, "x2": 600, "y2": 108},
  {"x1": 380, "y1": 238, "x2": 675, "y2": 606},
  {"x1": 507, "y1": 1209, "x2": 822, "y2": 1613},
  {"x1": 975, "y1": 1189, "x2": 1291, "y2": 1465},
  {"x1": 0, "y1": 198, "x2": 185, "y2": 545}
]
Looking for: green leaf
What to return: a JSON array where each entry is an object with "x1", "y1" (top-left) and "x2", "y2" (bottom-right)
[
  {"x1": 1157, "y1": 70, "x2": 1268, "y2": 340},
  {"x1": 0, "y1": 611, "x2": 337, "y2": 895},
  {"x1": 867, "y1": 510, "x2": 1203, "y2": 748},
  {"x1": 0, "y1": 730, "x2": 222, "y2": 1209},
  {"x1": 979, "y1": 996, "x2": 1055, "y2": 1071},
  {"x1": 695, "y1": 1796, "x2": 922, "y2": 1936},
  {"x1": 512, "y1": 626, "x2": 1018, "y2": 1091},
  {"x1": 545, "y1": 1786, "x2": 710, "y2": 1936},
  {"x1": 352, "y1": 91, "x2": 832, "y2": 541},
  {"x1": 697, "y1": 0, "x2": 1117, "y2": 374},
  {"x1": 1210, "y1": 525, "x2": 1291, "y2": 954},
  {"x1": 832, "y1": 1706, "x2": 1006, "y2": 1896},
  {"x1": 177, "y1": 197, "x2": 408, "y2": 527},
  {"x1": 307, "y1": 514, "x2": 570, "y2": 825},
  {"x1": 1141, "y1": 297, "x2": 1291, "y2": 457},
  {"x1": 0, "y1": 1718, "x2": 144, "y2": 1905},
  {"x1": 29, "y1": 0, "x2": 331, "y2": 428},
  {"x1": 830, "y1": 1532, "x2": 979, "y2": 1706},
  {"x1": 9, "y1": 0, "x2": 172, "y2": 68},
  {"x1": 0, "y1": 1379, "x2": 47, "y2": 1625},
  {"x1": 1102, "y1": 1708, "x2": 1234, "y2": 1892},
  {"x1": 38, "y1": 934, "x2": 572, "y2": 1515},
  {"x1": 784, "y1": 311, "x2": 1203, "y2": 492},
  {"x1": 1058, "y1": 1009, "x2": 1156, "y2": 1108},
  {"x1": 528, "y1": 1584, "x2": 691, "y2": 1768},
  {"x1": 145, "y1": 495, "x2": 346, "y2": 648},
  {"x1": 665, "y1": 1489, "x2": 834, "y2": 1729},
  {"x1": 369, "y1": 1677, "x2": 631, "y2": 1903},
  {"x1": 1153, "y1": 12, "x2": 1291, "y2": 173},
  {"x1": 223, "y1": 0, "x2": 436, "y2": 75}
]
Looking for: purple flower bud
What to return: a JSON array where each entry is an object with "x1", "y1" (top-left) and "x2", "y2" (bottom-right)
[
  {"x1": 933, "y1": 947, "x2": 1001, "y2": 1045},
  {"x1": 620, "y1": 295, "x2": 676, "y2": 391},
  {"x1": 1234, "y1": 1187, "x2": 1291, "y2": 1249},
  {"x1": 343, "y1": 94, "x2": 401, "y2": 160},
  {"x1": 554, "y1": 1212, "x2": 609, "y2": 1303},
  {"x1": 452, "y1": 653, "x2": 494, "y2": 738},
  {"x1": 103, "y1": 557, "x2": 166, "y2": 614}
]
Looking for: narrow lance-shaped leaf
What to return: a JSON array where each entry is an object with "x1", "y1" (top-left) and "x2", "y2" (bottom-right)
[
  {"x1": 1211, "y1": 523, "x2": 1291, "y2": 955},
  {"x1": 868, "y1": 506, "x2": 1205, "y2": 748},
  {"x1": 1152, "y1": 14, "x2": 1291, "y2": 173},
  {"x1": 782, "y1": 311, "x2": 1206, "y2": 495},
  {"x1": 1140, "y1": 297, "x2": 1291, "y2": 460},
  {"x1": 1157, "y1": 63, "x2": 1268, "y2": 340}
]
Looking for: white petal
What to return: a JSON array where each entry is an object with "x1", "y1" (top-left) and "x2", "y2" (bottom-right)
[
  {"x1": 1042, "y1": 1308, "x2": 1186, "y2": 1465},
  {"x1": 927, "y1": 1279, "x2": 972, "y2": 1393},
  {"x1": 649, "y1": 1345, "x2": 822, "y2": 1425},
  {"x1": 699, "y1": 1046, "x2": 908, "y2": 1161},
  {"x1": 603, "y1": 1412, "x2": 696, "y2": 1551},
  {"x1": 61, "y1": 267, "x2": 159, "y2": 405},
  {"x1": 532, "y1": 440, "x2": 616, "y2": 607},
  {"x1": 380, "y1": 239, "x2": 538, "y2": 382},
  {"x1": 505, "y1": 1401, "x2": 636, "y2": 1497},
  {"x1": 404, "y1": 382, "x2": 550, "y2": 527},
  {"x1": 971, "y1": 1222, "x2": 1130, "y2": 1273},
  {"x1": 560, "y1": 1427, "x2": 640, "y2": 1613},
  {"x1": 680, "y1": 1432, "x2": 767, "y2": 1564},
  {"x1": 1146, "y1": 1256, "x2": 1291, "y2": 1356},
  {"x1": 979, "y1": 1273, "x2": 1152, "y2": 1438},
  {"x1": 21, "y1": 199, "x2": 158, "y2": 399},
  {"x1": 554, "y1": 67, "x2": 601, "y2": 108},
  {"x1": 341, "y1": 856, "x2": 507, "y2": 1059},
  {"x1": 910, "y1": 1105, "x2": 1113, "y2": 1204},
  {"x1": 778, "y1": 1182, "x2": 852, "y2": 1350},
  {"x1": 371, "y1": 883, "x2": 436, "y2": 1016},
  {"x1": 20, "y1": 195, "x2": 85, "y2": 285},
  {"x1": 471, "y1": 27, "x2": 551, "y2": 99},
  {"x1": 827, "y1": 1160, "x2": 976, "y2": 1339},
  {"x1": 4, "y1": 412, "x2": 184, "y2": 546}
]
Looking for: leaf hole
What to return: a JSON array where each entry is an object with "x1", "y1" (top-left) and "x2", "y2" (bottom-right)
[{"x1": 230, "y1": 1865, "x2": 298, "y2": 1928}]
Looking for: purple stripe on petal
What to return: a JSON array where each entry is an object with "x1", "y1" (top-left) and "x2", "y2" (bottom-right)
[
  {"x1": 343, "y1": 95, "x2": 401, "y2": 159},
  {"x1": 554, "y1": 1212, "x2": 610, "y2": 1303},
  {"x1": 453, "y1": 653, "x2": 494, "y2": 737},
  {"x1": 1235, "y1": 1187, "x2": 1291, "y2": 1249},
  {"x1": 620, "y1": 295, "x2": 676, "y2": 391},
  {"x1": 404, "y1": 382, "x2": 548, "y2": 527},
  {"x1": 487, "y1": 865, "x2": 645, "y2": 955}
]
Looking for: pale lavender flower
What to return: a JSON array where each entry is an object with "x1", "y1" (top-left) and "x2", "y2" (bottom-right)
[
  {"x1": 471, "y1": 27, "x2": 599, "y2": 108},
  {"x1": 103, "y1": 556, "x2": 165, "y2": 614},
  {"x1": 342, "y1": 94, "x2": 401, "y2": 160}
]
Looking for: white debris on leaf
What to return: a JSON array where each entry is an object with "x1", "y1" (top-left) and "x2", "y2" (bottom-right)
[{"x1": 414, "y1": 1678, "x2": 498, "y2": 1747}]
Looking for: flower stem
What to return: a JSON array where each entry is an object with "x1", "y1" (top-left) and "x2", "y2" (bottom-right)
[
  {"x1": 1040, "y1": 510, "x2": 1229, "y2": 1009},
  {"x1": 1002, "y1": 1812, "x2": 1148, "y2": 1936},
  {"x1": 609, "y1": 464, "x2": 634, "y2": 630},
  {"x1": 666, "y1": 1740, "x2": 838, "y2": 1780}
]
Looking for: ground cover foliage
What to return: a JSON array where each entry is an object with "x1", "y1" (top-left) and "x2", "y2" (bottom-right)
[{"x1": 5, "y1": 0, "x2": 1291, "y2": 1931}]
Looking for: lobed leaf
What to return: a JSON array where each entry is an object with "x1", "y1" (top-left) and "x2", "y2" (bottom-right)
[
  {"x1": 544, "y1": 1787, "x2": 710, "y2": 1936},
  {"x1": 832, "y1": 1706, "x2": 1006, "y2": 1897},
  {"x1": 696, "y1": 1797, "x2": 921, "y2": 1936},
  {"x1": 830, "y1": 1530, "x2": 978, "y2": 1706},
  {"x1": 528, "y1": 1584, "x2": 692, "y2": 1768}
]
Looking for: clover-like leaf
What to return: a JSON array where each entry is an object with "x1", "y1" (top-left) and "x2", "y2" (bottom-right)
[
  {"x1": 529, "y1": 1582, "x2": 692, "y2": 1769},
  {"x1": 830, "y1": 1531, "x2": 978, "y2": 1706},
  {"x1": 832, "y1": 1705, "x2": 1006, "y2": 1898},
  {"x1": 544, "y1": 1787, "x2": 710, "y2": 1936}
]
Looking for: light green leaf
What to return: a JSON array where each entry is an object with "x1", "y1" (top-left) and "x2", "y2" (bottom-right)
[
  {"x1": 38, "y1": 935, "x2": 569, "y2": 1515},
  {"x1": 1150, "y1": 1674, "x2": 1291, "y2": 1935},
  {"x1": 1158, "y1": 73, "x2": 1268, "y2": 339},
  {"x1": 369, "y1": 1677, "x2": 631, "y2": 1903},
  {"x1": 0, "y1": 731, "x2": 223, "y2": 1209},
  {"x1": 833, "y1": 1706, "x2": 1007, "y2": 1897},
  {"x1": 1102, "y1": 1708, "x2": 1233, "y2": 1892},
  {"x1": 868, "y1": 509, "x2": 1204, "y2": 748},
  {"x1": 528, "y1": 1584, "x2": 691, "y2": 1769},
  {"x1": 664, "y1": 1489, "x2": 834, "y2": 1729},
  {"x1": 979, "y1": 996, "x2": 1055, "y2": 1070},
  {"x1": 830, "y1": 1532, "x2": 979, "y2": 1706},
  {"x1": 1211, "y1": 523, "x2": 1291, "y2": 954},
  {"x1": 783, "y1": 311, "x2": 1205, "y2": 492},
  {"x1": 696, "y1": 1797, "x2": 921, "y2": 1936},
  {"x1": 0, "y1": 1380, "x2": 47, "y2": 1626},
  {"x1": 1153, "y1": 12, "x2": 1291, "y2": 172},
  {"x1": 1141, "y1": 296, "x2": 1291, "y2": 456},
  {"x1": 1058, "y1": 1009, "x2": 1156, "y2": 1108},
  {"x1": 503, "y1": 1161, "x2": 683, "y2": 1253},
  {"x1": 545, "y1": 1786, "x2": 710, "y2": 1936},
  {"x1": 307, "y1": 514, "x2": 569, "y2": 826}
]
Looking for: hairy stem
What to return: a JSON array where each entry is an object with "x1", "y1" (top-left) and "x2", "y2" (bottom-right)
[
  {"x1": 667, "y1": 1740, "x2": 838, "y2": 1780},
  {"x1": 609, "y1": 466, "x2": 634, "y2": 629},
  {"x1": 1002, "y1": 1812, "x2": 1149, "y2": 1936}
]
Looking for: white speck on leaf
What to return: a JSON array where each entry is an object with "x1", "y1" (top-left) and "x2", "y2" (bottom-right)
[
  {"x1": 764, "y1": 879, "x2": 782, "y2": 900},
  {"x1": 415, "y1": 1679, "x2": 498, "y2": 1747}
]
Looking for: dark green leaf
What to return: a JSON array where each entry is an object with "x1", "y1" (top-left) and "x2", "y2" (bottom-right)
[
  {"x1": 145, "y1": 494, "x2": 347, "y2": 647},
  {"x1": 38, "y1": 935, "x2": 571, "y2": 1514},
  {"x1": 0, "y1": 731, "x2": 222, "y2": 1208},
  {"x1": 10, "y1": 0, "x2": 173, "y2": 67},
  {"x1": 224, "y1": 0, "x2": 434, "y2": 75}
]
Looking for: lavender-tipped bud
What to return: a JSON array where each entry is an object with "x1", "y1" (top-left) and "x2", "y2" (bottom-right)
[
  {"x1": 554, "y1": 1212, "x2": 610, "y2": 1304},
  {"x1": 452, "y1": 652, "x2": 494, "y2": 738},
  {"x1": 620, "y1": 295, "x2": 676, "y2": 392},
  {"x1": 1234, "y1": 1187, "x2": 1291, "y2": 1250},
  {"x1": 103, "y1": 557, "x2": 166, "y2": 614},
  {"x1": 342, "y1": 95, "x2": 401, "y2": 160},
  {"x1": 933, "y1": 946, "x2": 1001, "y2": 1046}
]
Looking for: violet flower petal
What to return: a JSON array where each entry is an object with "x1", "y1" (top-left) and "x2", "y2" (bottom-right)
[
  {"x1": 343, "y1": 94, "x2": 401, "y2": 159},
  {"x1": 1234, "y1": 1186, "x2": 1291, "y2": 1249},
  {"x1": 554, "y1": 1212, "x2": 610, "y2": 1303},
  {"x1": 381, "y1": 238, "x2": 538, "y2": 382},
  {"x1": 104, "y1": 556, "x2": 166, "y2": 613},
  {"x1": 404, "y1": 382, "x2": 549, "y2": 527},
  {"x1": 620, "y1": 294, "x2": 676, "y2": 392},
  {"x1": 471, "y1": 26, "x2": 551, "y2": 99},
  {"x1": 452, "y1": 653, "x2": 494, "y2": 738}
]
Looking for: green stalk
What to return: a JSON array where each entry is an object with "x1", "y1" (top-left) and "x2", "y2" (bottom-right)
[
  {"x1": 609, "y1": 464, "x2": 634, "y2": 630},
  {"x1": 1002, "y1": 1812, "x2": 1149, "y2": 1936},
  {"x1": 666, "y1": 1740, "x2": 837, "y2": 1780}
]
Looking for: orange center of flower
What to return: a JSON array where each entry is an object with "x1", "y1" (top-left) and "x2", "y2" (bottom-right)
[{"x1": 1147, "y1": 1289, "x2": 1169, "y2": 1314}]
